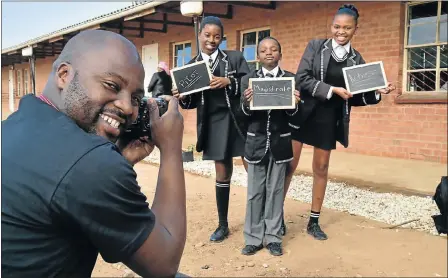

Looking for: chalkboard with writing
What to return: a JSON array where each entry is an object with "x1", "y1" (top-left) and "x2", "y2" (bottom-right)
[
  {"x1": 342, "y1": 61, "x2": 387, "y2": 94},
  {"x1": 170, "y1": 60, "x2": 213, "y2": 96},
  {"x1": 249, "y1": 77, "x2": 295, "y2": 110}
]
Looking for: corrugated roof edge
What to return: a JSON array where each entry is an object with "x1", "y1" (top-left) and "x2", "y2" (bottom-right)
[{"x1": 2, "y1": 1, "x2": 169, "y2": 55}]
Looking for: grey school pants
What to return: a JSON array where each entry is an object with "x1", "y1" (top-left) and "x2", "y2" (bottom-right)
[{"x1": 244, "y1": 153, "x2": 287, "y2": 246}]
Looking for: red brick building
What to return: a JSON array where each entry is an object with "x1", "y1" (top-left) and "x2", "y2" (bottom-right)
[{"x1": 2, "y1": 1, "x2": 447, "y2": 163}]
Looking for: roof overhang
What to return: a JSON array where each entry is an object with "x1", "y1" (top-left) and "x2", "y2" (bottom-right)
[
  {"x1": 1, "y1": 1, "x2": 277, "y2": 67},
  {"x1": 2, "y1": 1, "x2": 167, "y2": 55}
]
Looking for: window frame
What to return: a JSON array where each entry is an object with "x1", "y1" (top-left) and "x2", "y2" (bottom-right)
[
  {"x1": 172, "y1": 40, "x2": 193, "y2": 68},
  {"x1": 16, "y1": 69, "x2": 22, "y2": 97},
  {"x1": 239, "y1": 26, "x2": 271, "y2": 70},
  {"x1": 398, "y1": 0, "x2": 447, "y2": 104},
  {"x1": 220, "y1": 34, "x2": 227, "y2": 50}
]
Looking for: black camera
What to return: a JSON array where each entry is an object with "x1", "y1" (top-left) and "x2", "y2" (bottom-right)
[{"x1": 125, "y1": 96, "x2": 168, "y2": 140}]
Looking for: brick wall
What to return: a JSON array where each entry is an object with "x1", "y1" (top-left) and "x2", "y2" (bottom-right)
[{"x1": 1, "y1": 1, "x2": 447, "y2": 163}]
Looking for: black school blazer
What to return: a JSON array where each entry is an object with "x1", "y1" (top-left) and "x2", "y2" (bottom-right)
[
  {"x1": 240, "y1": 68, "x2": 300, "y2": 164},
  {"x1": 295, "y1": 38, "x2": 382, "y2": 148},
  {"x1": 179, "y1": 49, "x2": 250, "y2": 152}
]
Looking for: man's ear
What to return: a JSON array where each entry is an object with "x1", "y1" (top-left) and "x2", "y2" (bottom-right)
[{"x1": 55, "y1": 62, "x2": 73, "y2": 90}]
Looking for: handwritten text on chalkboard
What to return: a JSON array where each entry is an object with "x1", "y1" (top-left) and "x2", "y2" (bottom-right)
[
  {"x1": 178, "y1": 69, "x2": 201, "y2": 90},
  {"x1": 343, "y1": 61, "x2": 387, "y2": 94},
  {"x1": 252, "y1": 84, "x2": 292, "y2": 94},
  {"x1": 250, "y1": 77, "x2": 295, "y2": 110}
]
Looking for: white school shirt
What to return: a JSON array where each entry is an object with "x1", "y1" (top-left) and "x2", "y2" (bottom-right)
[
  {"x1": 261, "y1": 66, "x2": 279, "y2": 77},
  {"x1": 326, "y1": 39, "x2": 380, "y2": 100},
  {"x1": 201, "y1": 50, "x2": 219, "y2": 67}
]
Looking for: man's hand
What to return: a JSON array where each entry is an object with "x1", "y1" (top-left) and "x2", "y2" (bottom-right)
[
  {"x1": 294, "y1": 90, "x2": 301, "y2": 104},
  {"x1": 149, "y1": 96, "x2": 184, "y2": 153},
  {"x1": 117, "y1": 136, "x2": 154, "y2": 166},
  {"x1": 243, "y1": 88, "x2": 253, "y2": 104},
  {"x1": 123, "y1": 95, "x2": 187, "y2": 278},
  {"x1": 210, "y1": 76, "x2": 230, "y2": 89},
  {"x1": 333, "y1": 87, "x2": 353, "y2": 100}
]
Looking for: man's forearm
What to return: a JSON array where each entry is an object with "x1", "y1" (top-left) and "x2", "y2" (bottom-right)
[
  {"x1": 151, "y1": 148, "x2": 186, "y2": 243},
  {"x1": 124, "y1": 147, "x2": 186, "y2": 278}
]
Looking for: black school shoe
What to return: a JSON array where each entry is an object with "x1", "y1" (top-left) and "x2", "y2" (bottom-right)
[
  {"x1": 266, "y1": 242, "x2": 283, "y2": 256},
  {"x1": 241, "y1": 244, "x2": 263, "y2": 255},
  {"x1": 307, "y1": 222, "x2": 328, "y2": 240},
  {"x1": 210, "y1": 225, "x2": 229, "y2": 242}
]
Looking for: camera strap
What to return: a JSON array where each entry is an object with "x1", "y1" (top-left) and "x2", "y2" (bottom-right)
[{"x1": 37, "y1": 94, "x2": 59, "y2": 111}]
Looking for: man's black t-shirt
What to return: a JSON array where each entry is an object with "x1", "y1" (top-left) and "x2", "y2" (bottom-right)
[{"x1": 1, "y1": 95, "x2": 156, "y2": 277}]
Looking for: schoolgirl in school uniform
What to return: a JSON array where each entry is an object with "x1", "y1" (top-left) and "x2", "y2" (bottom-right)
[
  {"x1": 283, "y1": 4, "x2": 396, "y2": 240},
  {"x1": 172, "y1": 16, "x2": 250, "y2": 242},
  {"x1": 240, "y1": 37, "x2": 300, "y2": 256}
]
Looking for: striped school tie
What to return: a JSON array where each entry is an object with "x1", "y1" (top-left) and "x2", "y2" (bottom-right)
[{"x1": 208, "y1": 57, "x2": 213, "y2": 69}]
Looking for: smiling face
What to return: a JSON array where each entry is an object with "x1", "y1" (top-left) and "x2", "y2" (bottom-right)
[
  {"x1": 198, "y1": 24, "x2": 222, "y2": 55},
  {"x1": 331, "y1": 14, "x2": 358, "y2": 46},
  {"x1": 58, "y1": 39, "x2": 145, "y2": 143},
  {"x1": 257, "y1": 38, "x2": 282, "y2": 70}
]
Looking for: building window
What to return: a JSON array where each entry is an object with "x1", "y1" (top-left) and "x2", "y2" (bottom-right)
[
  {"x1": 24, "y1": 69, "x2": 29, "y2": 94},
  {"x1": 16, "y1": 70, "x2": 22, "y2": 97},
  {"x1": 173, "y1": 41, "x2": 192, "y2": 68},
  {"x1": 404, "y1": 1, "x2": 447, "y2": 93},
  {"x1": 240, "y1": 28, "x2": 270, "y2": 71},
  {"x1": 220, "y1": 36, "x2": 227, "y2": 50}
]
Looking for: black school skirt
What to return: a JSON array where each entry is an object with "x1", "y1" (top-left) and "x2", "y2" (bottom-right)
[
  {"x1": 292, "y1": 100, "x2": 342, "y2": 151},
  {"x1": 202, "y1": 108, "x2": 245, "y2": 161}
]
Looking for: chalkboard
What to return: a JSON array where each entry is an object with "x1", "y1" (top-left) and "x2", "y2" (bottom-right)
[
  {"x1": 342, "y1": 61, "x2": 388, "y2": 94},
  {"x1": 170, "y1": 60, "x2": 213, "y2": 96},
  {"x1": 249, "y1": 77, "x2": 295, "y2": 110}
]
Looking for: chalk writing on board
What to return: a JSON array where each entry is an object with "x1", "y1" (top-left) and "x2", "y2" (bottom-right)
[
  {"x1": 170, "y1": 60, "x2": 212, "y2": 96},
  {"x1": 342, "y1": 61, "x2": 387, "y2": 95},
  {"x1": 250, "y1": 77, "x2": 295, "y2": 110},
  {"x1": 252, "y1": 84, "x2": 293, "y2": 99},
  {"x1": 348, "y1": 69, "x2": 379, "y2": 84},
  {"x1": 178, "y1": 70, "x2": 201, "y2": 89}
]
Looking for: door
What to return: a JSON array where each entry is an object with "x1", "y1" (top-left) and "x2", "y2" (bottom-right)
[
  {"x1": 142, "y1": 43, "x2": 159, "y2": 97},
  {"x1": 8, "y1": 69, "x2": 14, "y2": 112}
]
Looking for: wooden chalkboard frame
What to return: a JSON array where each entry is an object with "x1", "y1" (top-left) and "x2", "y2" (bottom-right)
[
  {"x1": 249, "y1": 77, "x2": 296, "y2": 110},
  {"x1": 342, "y1": 61, "x2": 388, "y2": 95},
  {"x1": 170, "y1": 60, "x2": 213, "y2": 96}
]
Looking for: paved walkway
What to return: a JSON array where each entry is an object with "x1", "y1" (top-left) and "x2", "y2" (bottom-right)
[{"x1": 288, "y1": 148, "x2": 446, "y2": 196}]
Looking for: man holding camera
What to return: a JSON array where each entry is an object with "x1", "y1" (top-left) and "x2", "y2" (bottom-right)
[{"x1": 1, "y1": 30, "x2": 186, "y2": 277}]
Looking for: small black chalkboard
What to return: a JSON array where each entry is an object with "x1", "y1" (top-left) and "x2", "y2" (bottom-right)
[
  {"x1": 343, "y1": 61, "x2": 388, "y2": 94},
  {"x1": 170, "y1": 60, "x2": 213, "y2": 96},
  {"x1": 249, "y1": 77, "x2": 295, "y2": 110}
]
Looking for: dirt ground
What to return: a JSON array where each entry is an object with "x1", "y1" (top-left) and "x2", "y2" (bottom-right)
[{"x1": 92, "y1": 162, "x2": 447, "y2": 278}]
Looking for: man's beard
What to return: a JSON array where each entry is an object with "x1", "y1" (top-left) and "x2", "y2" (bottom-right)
[{"x1": 63, "y1": 71, "x2": 100, "y2": 134}]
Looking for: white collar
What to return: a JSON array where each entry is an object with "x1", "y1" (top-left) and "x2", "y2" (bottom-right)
[
  {"x1": 332, "y1": 39, "x2": 351, "y2": 54},
  {"x1": 201, "y1": 50, "x2": 219, "y2": 63},
  {"x1": 262, "y1": 66, "x2": 279, "y2": 77}
]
